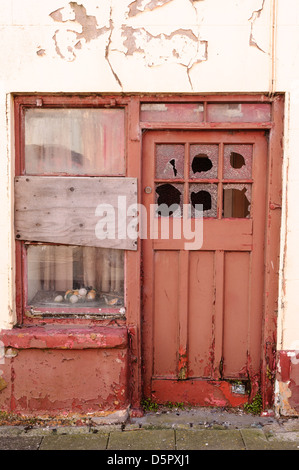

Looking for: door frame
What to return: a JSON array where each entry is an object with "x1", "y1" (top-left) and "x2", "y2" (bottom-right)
[
  {"x1": 139, "y1": 94, "x2": 284, "y2": 411},
  {"x1": 13, "y1": 93, "x2": 284, "y2": 414}
]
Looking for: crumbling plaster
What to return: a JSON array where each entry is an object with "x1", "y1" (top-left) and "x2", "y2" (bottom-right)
[{"x1": 0, "y1": 0, "x2": 271, "y2": 93}]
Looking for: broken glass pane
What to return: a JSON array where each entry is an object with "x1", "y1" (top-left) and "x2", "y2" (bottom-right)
[
  {"x1": 141, "y1": 102, "x2": 204, "y2": 123},
  {"x1": 189, "y1": 183, "x2": 217, "y2": 218},
  {"x1": 155, "y1": 144, "x2": 185, "y2": 179},
  {"x1": 25, "y1": 108, "x2": 125, "y2": 175},
  {"x1": 223, "y1": 184, "x2": 252, "y2": 218},
  {"x1": 189, "y1": 145, "x2": 218, "y2": 179},
  {"x1": 155, "y1": 183, "x2": 183, "y2": 217},
  {"x1": 207, "y1": 103, "x2": 271, "y2": 123},
  {"x1": 223, "y1": 145, "x2": 253, "y2": 180},
  {"x1": 26, "y1": 245, "x2": 124, "y2": 310}
]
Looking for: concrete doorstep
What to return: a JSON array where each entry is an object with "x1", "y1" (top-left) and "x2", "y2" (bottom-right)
[{"x1": 0, "y1": 407, "x2": 298, "y2": 451}]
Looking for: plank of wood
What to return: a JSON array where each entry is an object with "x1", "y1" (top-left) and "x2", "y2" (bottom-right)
[{"x1": 15, "y1": 176, "x2": 138, "y2": 250}]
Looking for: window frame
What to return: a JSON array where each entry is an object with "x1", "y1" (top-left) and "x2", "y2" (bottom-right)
[{"x1": 14, "y1": 95, "x2": 134, "y2": 325}]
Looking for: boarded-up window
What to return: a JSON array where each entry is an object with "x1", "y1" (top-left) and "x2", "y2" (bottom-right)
[{"x1": 16, "y1": 106, "x2": 133, "y2": 316}]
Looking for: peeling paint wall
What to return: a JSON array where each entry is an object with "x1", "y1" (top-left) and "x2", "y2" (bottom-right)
[
  {"x1": 0, "y1": 0, "x2": 272, "y2": 93},
  {"x1": 0, "y1": 0, "x2": 298, "y2": 415}
]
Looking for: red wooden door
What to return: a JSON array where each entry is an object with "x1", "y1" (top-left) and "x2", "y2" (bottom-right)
[{"x1": 142, "y1": 130, "x2": 267, "y2": 407}]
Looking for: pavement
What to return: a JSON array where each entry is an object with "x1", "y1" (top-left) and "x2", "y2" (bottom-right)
[{"x1": 0, "y1": 407, "x2": 299, "y2": 452}]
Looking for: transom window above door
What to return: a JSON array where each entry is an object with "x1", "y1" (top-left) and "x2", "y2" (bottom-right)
[{"x1": 154, "y1": 142, "x2": 253, "y2": 218}]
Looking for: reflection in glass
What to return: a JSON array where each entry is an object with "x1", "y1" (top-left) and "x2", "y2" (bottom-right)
[
  {"x1": 25, "y1": 108, "x2": 125, "y2": 175},
  {"x1": 223, "y1": 184, "x2": 251, "y2": 218},
  {"x1": 27, "y1": 245, "x2": 124, "y2": 309}
]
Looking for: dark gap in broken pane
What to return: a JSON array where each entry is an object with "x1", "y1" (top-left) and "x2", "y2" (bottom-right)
[
  {"x1": 191, "y1": 190, "x2": 212, "y2": 211},
  {"x1": 155, "y1": 183, "x2": 182, "y2": 217},
  {"x1": 169, "y1": 159, "x2": 177, "y2": 176},
  {"x1": 223, "y1": 185, "x2": 251, "y2": 218},
  {"x1": 230, "y1": 152, "x2": 245, "y2": 169},
  {"x1": 191, "y1": 154, "x2": 213, "y2": 174}
]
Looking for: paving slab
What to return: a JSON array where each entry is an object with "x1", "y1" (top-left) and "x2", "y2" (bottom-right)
[
  {"x1": 39, "y1": 433, "x2": 109, "y2": 450},
  {"x1": 0, "y1": 426, "x2": 25, "y2": 436},
  {"x1": 131, "y1": 407, "x2": 276, "y2": 430},
  {"x1": 266, "y1": 432, "x2": 299, "y2": 450},
  {"x1": 0, "y1": 436, "x2": 42, "y2": 450},
  {"x1": 176, "y1": 429, "x2": 246, "y2": 450},
  {"x1": 108, "y1": 429, "x2": 175, "y2": 450},
  {"x1": 240, "y1": 429, "x2": 270, "y2": 450}
]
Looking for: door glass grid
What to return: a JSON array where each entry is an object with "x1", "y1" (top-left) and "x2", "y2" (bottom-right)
[{"x1": 154, "y1": 142, "x2": 253, "y2": 218}]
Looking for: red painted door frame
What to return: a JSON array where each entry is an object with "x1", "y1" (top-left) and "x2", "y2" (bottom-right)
[{"x1": 139, "y1": 95, "x2": 284, "y2": 411}]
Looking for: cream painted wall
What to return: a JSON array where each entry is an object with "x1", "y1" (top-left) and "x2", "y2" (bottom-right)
[
  {"x1": 275, "y1": 1, "x2": 299, "y2": 352},
  {"x1": 0, "y1": 0, "x2": 297, "y2": 358}
]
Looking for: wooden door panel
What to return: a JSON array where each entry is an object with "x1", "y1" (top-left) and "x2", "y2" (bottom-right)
[
  {"x1": 188, "y1": 251, "x2": 214, "y2": 378},
  {"x1": 223, "y1": 251, "x2": 250, "y2": 377},
  {"x1": 153, "y1": 250, "x2": 179, "y2": 377},
  {"x1": 152, "y1": 218, "x2": 252, "y2": 250}
]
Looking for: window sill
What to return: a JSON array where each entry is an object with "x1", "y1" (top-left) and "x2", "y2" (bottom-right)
[{"x1": 0, "y1": 325, "x2": 128, "y2": 350}]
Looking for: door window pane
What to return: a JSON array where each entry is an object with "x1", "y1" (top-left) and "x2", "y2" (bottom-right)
[
  {"x1": 223, "y1": 184, "x2": 251, "y2": 218},
  {"x1": 155, "y1": 144, "x2": 185, "y2": 179},
  {"x1": 25, "y1": 108, "x2": 125, "y2": 175},
  {"x1": 189, "y1": 183, "x2": 217, "y2": 218},
  {"x1": 189, "y1": 144, "x2": 218, "y2": 179},
  {"x1": 223, "y1": 144, "x2": 252, "y2": 180},
  {"x1": 27, "y1": 245, "x2": 124, "y2": 310}
]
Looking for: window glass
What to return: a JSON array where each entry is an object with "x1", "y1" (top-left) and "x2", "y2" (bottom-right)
[
  {"x1": 189, "y1": 144, "x2": 219, "y2": 179},
  {"x1": 223, "y1": 184, "x2": 251, "y2": 218},
  {"x1": 207, "y1": 103, "x2": 271, "y2": 123},
  {"x1": 25, "y1": 108, "x2": 125, "y2": 175},
  {"x1": 141, "y1": 102, "x2": 204, "y2": 122},
  {"x1": 189, "y1": 183, "x2": 218, "y2": 218},
  {"x1": 223, "y1": 144, "x2": 252, "y2": 180},
  {"x1": 155, "y1": 144, "x2": 185, "y2": 179},
  {"x1": 27, "y1": 245, "x2": 124, "y2": 311}
]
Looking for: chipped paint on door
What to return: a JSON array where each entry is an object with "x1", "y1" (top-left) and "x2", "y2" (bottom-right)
[{"x1": 142, "y1": 129, "x2": 268, "y2": 407}]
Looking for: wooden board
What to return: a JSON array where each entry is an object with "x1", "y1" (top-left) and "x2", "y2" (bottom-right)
[{"x1": 15, "y1": 176, "x2": 138, "y2": 250}]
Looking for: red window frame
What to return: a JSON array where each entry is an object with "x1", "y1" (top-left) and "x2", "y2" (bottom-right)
[{"x1": 14, "y1": 95, "x2": 139, "y2": 326}]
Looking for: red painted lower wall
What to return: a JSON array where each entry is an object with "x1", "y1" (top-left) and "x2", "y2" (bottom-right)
[
  {"x1": 0, "y1": 326, "x2": 129, "y2": 416},
  {"x1": 276, "y1": 350, "x2": 299, "y2": 416}
]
